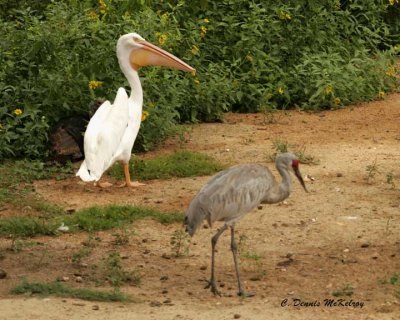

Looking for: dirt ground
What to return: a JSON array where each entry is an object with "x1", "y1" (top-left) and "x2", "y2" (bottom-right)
[{"x1": 1, "y1": 94, "x2": 400, "y2": 320}]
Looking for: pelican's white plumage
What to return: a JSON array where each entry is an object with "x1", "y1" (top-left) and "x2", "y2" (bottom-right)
[{"x1": 76, "y1": 33, "x2": 194, "y2": 187}]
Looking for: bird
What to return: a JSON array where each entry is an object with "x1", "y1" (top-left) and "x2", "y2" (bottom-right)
[
  {"x1": 49, "y1": 99, "x2": 103, "y2": 164},
  {"x1": 76, "y1": 33, "x2": 194, "y2": 187},
  {"x1": 184, "y1": 152, "x2": 308, "y2": 297}
]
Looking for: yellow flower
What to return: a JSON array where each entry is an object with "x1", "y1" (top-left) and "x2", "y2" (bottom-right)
[
  {"x1": 194, "y1": 79, "x2": 200, "y2": 85},
  {"x1": 0, "y1": 123, "x2": 3, "y2": 129},
  {"x1": 378, "y1": 91, "x2": 385, "y2": 99},
  {"x1": 385, "y1": 65, "x2": 396, "y2": 77},
  {"x1": 14, "y1": 108, "x2": 23, "y2": 116},
  {"x1": 245, "y1": 54, "x2": 253, "y2": 62},
  {"x1": 87, "y1": 11, "x2": 98, "y2": 20},
  {"x1": 88, "y1": 80, "x2": 102, "y2": 90},
  {"x1": 334, "y1": 97, "x2": 341, "y2": 105},
  {"x1": 191, "y1": 70, "x2": 196, "y2": 77},
  {"x1": 277, "y1": 87, "x2": 284, "y2": 95},
  {"x1": 141, "y1": 111, "x2": 149, "y2": 121},
  {"x1": 99, "y1": 0, "x2": 108, "y2": 14},
  {"x1": 389, "y1": 0, "x2": 398, "y2": 5},
  {"x1": 191, "y1": 45, "x2": 199, "y2": 55},
  {"x1": 200, "y1": 26, "x2": 207, "y2": 38},
  {"x1": 279, "y1": 11, "x2": 291, "y2": 21},
  {"x1": 158, "y1": 34, "x2": 167, "y2": 46},
  {"x1": 203, "y1": 18, "x2": 210, "y2": 23},
  {"x1": 161, "y1": 12, "x2": 169, "y2": 24},
  {"x1": 324, "y1": 85, "x2": 333, "y2": 95}
]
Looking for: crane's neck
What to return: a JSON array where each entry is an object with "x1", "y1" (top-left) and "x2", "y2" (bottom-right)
[
  {"x1": 117, "y1": 48, "x2": 144, "y2": 105},
  {"x1": 262, "y1": 163, "x2": 292, "y2": 204}
]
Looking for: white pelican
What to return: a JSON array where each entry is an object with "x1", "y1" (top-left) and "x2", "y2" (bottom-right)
[{"x1": 76, "y1": 33, "x2": 194, "y2": 187}]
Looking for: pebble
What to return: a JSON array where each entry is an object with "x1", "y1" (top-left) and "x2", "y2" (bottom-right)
[
  {"x1": 343, "y1": 248, "x2": 350, "y2": 253},
  {"x1": 92, "y1": 305, "x2": 99, "y2": 310},
  {"x1": 75, "y1": 276, "x2": 83, "y2": 283},
  {"x1": 200, "y1": 265, "x2": 207, "y2": 271},
  {"x1": 58, "y1": 276, "x2": 70, "y2": 282},
  {"x1": 336, "y1": 173, "x2": 343, "y2": 177},
  {"x1": 160, "y1": 275, "x2": 169, "y2": 281},
  {"x1": 150, "y1": 301, "x2": 162, "y2": 307},
  {"x1": 361, "y1": 242, "x2": 370, "y2": 248},
  {"x1": 234, "y1": 314, "x2": 241, "y2": 319},
  {"x1": 161, "y1": 253, "x2": 171, "y2": 260},
  {"x1": 163, "y1": 299, "x2": 172, "y2": 304},
  {"x1": 162, "y1": 289, "x2": 168, "y2": 294},
  {"x1": 0, "y1": 269, "x2": 6, "y2": 279}
]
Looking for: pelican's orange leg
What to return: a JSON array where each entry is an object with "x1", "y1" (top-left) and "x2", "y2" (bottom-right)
[{"x1": 119, "y1": 163, "x2": 145, "y2": 188}]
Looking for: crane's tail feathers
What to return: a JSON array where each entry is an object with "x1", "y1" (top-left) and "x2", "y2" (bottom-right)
[{"x1": 76, "y1": 161, "x2": 96, "y2": 182}]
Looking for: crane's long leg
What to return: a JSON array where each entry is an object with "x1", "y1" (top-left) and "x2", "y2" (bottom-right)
[
  {"x1": 230, "y1": 226, "x2": 255, "y2": 297},
  {"x1": 205, "y1": 224, "x2": 228, "y2": 296},
  {"x1": 118, "y1": 163, "x2": 145, "y2": 188}
]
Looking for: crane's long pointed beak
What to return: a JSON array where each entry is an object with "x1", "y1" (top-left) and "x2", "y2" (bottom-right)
[
  {"x1": 130, "y1": 40, "x2": 194, "y2": 72},
  {"x1": 294, "y1": 168, "x2": 308, "y2": 193}
]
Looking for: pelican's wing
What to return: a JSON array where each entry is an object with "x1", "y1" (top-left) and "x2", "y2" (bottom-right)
[{"x1": 77, "y1": 88, "x2": 129, "y2": 181}]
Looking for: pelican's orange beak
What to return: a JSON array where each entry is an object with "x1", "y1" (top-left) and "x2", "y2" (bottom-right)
[{"x1": 130, "y1": 40, "x2": 194, "y2": 73}]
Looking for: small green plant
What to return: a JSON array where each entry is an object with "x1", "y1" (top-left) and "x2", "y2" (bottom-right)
[
  {"x1": 71, "y1": 247, "x2": 92, "y2": 266},
  {"x1": 0, "y1": 205, "x2": 182, "y2": 237},
  {"x1": 10, "y1": 239, "x2": 38, "y2": 253},
  {"x1": 261, "y1": 109, "x2": 280, "y2": 125},
  {"x1": 67, "y1": 205, "x2": 183, "y2": 232},
  {"x1": 366, "y1": 159, "x2": 379, "y2": 184},
  {"x1": 104, "y1": 252, "x2": 141, "y2": 288},
  {"x1": 238, "y1": 234, "x2": 265, "y2": 280},
  {"x1": 170, "y1": 229, "x2": 191, "y2": 257},
  {"x1": 0, "y1": 217, "x2": 58, "y2": 237},
  {"x1": 379, "y1": 273, "x2": 400, "y2": 285},
  {"x1": 108, "y1": 151, "x2": 224, "y2": 181},
  {"x1": 112, "y1": 228, "x2": 133, "y2": 246},
  {"x1": 10, "y1": 280, "x2": 135, "y2": 302},
  {"x1": 269, "y1": 139, "x2": 318, "y2": 164},
  {"x1": 332, "y1": 283, "x2": 354, "y2": 297},
  {"x1": 386, "y1": 172, "x2": 396, "y2": 189}
]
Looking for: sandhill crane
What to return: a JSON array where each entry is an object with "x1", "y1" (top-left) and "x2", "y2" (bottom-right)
[{"x1": 184, "y1": 152, "x2": 308, "y2": 297}]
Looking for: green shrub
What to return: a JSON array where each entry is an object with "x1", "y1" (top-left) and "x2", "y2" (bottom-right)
[{"x1": 0, "y1": 0, "x2": 399, "y2": 159}]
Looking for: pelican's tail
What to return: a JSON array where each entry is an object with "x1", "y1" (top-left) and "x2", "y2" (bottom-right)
[{"x1": 76, "y1": 160, "x2": 96, "y2": 182}]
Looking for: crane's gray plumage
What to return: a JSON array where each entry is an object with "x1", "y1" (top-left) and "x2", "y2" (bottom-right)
[{"x1": 184, "y1": 152, "x2": 307, "y2": 297}]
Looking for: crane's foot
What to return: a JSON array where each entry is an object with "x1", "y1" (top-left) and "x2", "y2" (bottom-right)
[
  {"x1": 94, "y1": 181, "x2": 113, "y2": 188},
  {"x1": 238, "y1": 290, "x2": 256, "y2": 298},
  {"x1": 118, "y1": 181, "x2": 145, "y2": 188},
  {"x1": 204, "y1": 279, "x2": 221, "y2": 297}
]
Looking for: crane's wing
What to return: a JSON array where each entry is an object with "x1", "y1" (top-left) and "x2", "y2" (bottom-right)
[
  {"x1": 77, "y1": 88, "x2": 129, "y2": 181},
  {"x1": 197, "y1": 164, "x2": 274, "y2": 223}
]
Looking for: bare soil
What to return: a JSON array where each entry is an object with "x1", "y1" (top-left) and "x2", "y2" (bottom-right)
[{"x1": 1, "y1": 94, "x2": 400, "y2": 320}]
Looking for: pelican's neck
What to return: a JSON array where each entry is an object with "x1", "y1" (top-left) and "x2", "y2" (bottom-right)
[
  {"x1": 117, "y1": 48, "x2": 143, "y2": 105},
  {"x1": 125, "y1": 67, "x2": 143, "y2": 104},
  {"x1": 262, "y1": 162, "x2": 292, "y2": 204}
]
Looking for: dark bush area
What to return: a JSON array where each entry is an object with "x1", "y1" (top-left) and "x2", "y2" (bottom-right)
[{"x1": 0, "y1": 0, "x2": 399, "y2": 159}]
